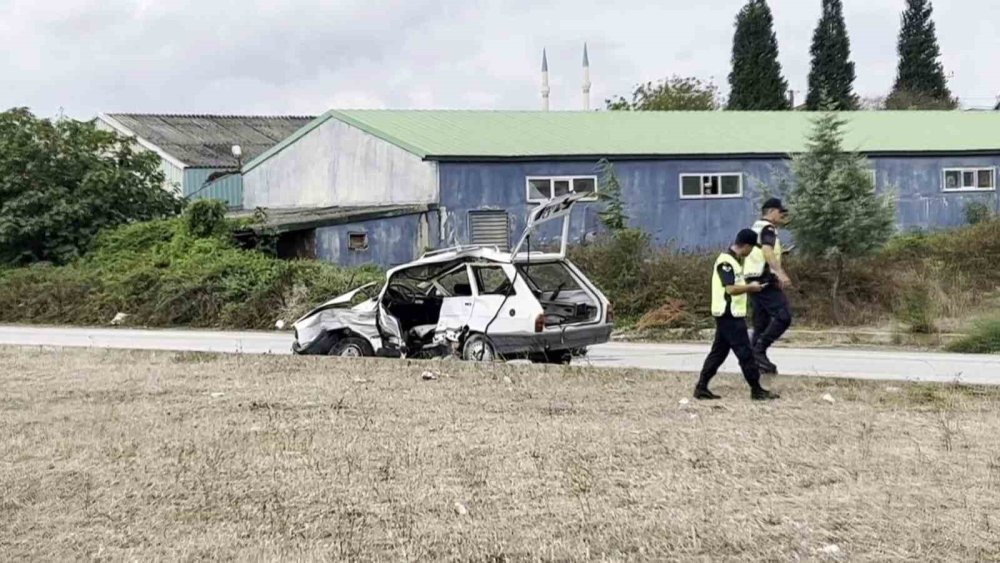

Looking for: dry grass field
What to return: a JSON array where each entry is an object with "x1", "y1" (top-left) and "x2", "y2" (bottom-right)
[{"x1": 2, "y1": 346, "x2": 1000, "y2": 561}]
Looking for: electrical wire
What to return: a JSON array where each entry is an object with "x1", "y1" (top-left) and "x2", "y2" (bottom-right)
[{"x1": 480, "y1": 235, "x2": 529, "y2": 360}]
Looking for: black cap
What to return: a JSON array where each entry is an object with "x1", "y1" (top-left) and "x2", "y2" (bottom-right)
[
  {"x1": 735, "y1": 228, "x2": 758, "y2": 247},
  {"x1": 762, "y1": 197, "x2": 788, "y2": 213}
]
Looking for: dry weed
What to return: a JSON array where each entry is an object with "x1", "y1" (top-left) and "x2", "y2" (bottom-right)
[{"x1": 1, "y1": 347, "x2": 999, "y2": 560}]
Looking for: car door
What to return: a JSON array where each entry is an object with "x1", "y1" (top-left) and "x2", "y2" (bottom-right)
[
  {"x1": 467, "y1": 263, "x2": 535, "y2": 335},
  {"x1": 434, "y1": 265, "x2": 475, "y2": 332},
  {"x1": 374, "y1": 279, "x2": 404, "y2": 353}
]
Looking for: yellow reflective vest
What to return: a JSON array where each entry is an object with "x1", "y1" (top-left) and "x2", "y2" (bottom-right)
[
  {"x1": 711, "y1": 252, "x2": 747, "y2": 318},
  {"x1": 744, "y1": 219, "x2": 782, "y2": 279}
]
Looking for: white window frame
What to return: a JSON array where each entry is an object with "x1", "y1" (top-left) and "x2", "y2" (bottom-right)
[
  {"x1": 678, "y1": 173, "x2": 744, "y2": 200},
  {"x1": 869, "y1": 169, "x2": 878, "y2": 190},
  {"x1": 942, "y1": 167, "x2": 996, "y2": 192},
  {"x1": 525, "y1": 176, "x2": 599, "y2": 203}
]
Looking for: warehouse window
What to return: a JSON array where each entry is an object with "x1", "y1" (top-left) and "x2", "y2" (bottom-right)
[
  {"x1": 468, "y1": 210, "x2": 510, "y2": 250},
  {"x1": 943, "y1": 168, "x2": 995, "y2": 192},
  {"x1": 348, "y1": 232, "x2": 368, "y2": 251},
  {"x1": 526, "y1": 176, "x2": 598, "y2": 203},
  {"x1": 679, "y1": 173, "x2": 743, "y2": 199}
]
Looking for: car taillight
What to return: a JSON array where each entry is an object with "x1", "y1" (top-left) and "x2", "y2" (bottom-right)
[
  {"x1": 606, "y1": 303, "x2": 615, "y2": 324},
  {"x1": 534, "y1": 314, "x2": 545, "y2": 333}
]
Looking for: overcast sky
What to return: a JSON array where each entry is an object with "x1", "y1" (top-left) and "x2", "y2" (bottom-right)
[{"x1": 2, "y1": 0, "x2": 998, "y2": 119}]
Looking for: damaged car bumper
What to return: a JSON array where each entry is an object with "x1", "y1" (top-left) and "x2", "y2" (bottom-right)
[{"x1": 488, "y1": 324, "x2": 613, "y2": 356}]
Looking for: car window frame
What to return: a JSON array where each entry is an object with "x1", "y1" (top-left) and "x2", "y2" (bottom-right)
[
  {"x1": 469, "y1": 263, "x2": 515, "y2": 297},
  {"x1": 431, "y1": 264, "x2": 475, "y2": 297}
]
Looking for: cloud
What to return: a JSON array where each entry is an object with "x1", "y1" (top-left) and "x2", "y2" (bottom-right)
[{"x1": 1, "y1": 0, "x2": 998, "y2": 118}]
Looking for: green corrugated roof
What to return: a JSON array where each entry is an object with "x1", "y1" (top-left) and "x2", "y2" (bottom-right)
[{"x1": 244, "y1": 110, "x2": 1000, "y2": 170}]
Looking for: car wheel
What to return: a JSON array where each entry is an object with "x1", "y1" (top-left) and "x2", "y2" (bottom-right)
[
  {"x1": 462, "y1": 334, "x2": 497, "y2": 362},
  {"x1": 329, "y1": 336, "x2": 374, "y2": 358}
]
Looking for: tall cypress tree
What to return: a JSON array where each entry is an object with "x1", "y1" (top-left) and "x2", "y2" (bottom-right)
[
  {"x1": 728, "y1": 0, "x2": 790, "y2": 110},
  {"x1": 886, "y1": 0, "x2": 956, "y2": 109},
  {"x1": 806, "y1": 0, "x2": 858, "y2": 110}
]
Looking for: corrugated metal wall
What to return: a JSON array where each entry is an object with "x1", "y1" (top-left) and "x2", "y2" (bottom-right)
[
  {"x1": 183, "y1": 168, "x2": 244, "y2": 208},
  {"x1": 95, "y1": 118, "x2": 184, "y2": 194},
  {"x1": 314, "y1": 212, "x2": 439, "y2": 268},
  {"x1": 243, "y1": 118, "x2": 438, "y2": 208},
  {"x1": 439, "y1": 155, "x2": 1000, "y2": 252}
]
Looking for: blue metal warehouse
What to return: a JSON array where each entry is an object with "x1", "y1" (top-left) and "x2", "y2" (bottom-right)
[{"x1": 240, "y1": 110, "x2": 1000, "y2": 267}]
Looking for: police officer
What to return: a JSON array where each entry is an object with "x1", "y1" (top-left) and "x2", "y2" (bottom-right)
[
  {"x1": 744, "y1": 198, "x2": 792, "y2": 375},
  {"x1": 695, "y1": 229, "x2": 780, "y2": 401}
]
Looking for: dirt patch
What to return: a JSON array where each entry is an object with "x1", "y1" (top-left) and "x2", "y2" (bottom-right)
[{"x1": 1, "y1": 347, "x2": 999, "y2": 560}]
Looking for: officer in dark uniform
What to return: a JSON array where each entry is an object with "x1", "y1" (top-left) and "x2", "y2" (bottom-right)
[
  {"x1": 744, "y1": 198, "x2": 793, "y2": 375},
  {"x1": 695, "y1": 229, "x2": 781, "y2": 401}
]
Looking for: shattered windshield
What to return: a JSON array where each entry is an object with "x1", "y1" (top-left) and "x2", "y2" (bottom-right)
[{"x1": 387, "y1": 260, "x2": 464, "y2": 294}]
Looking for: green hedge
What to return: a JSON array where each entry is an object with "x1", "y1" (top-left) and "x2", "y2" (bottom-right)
[
  {"x1": 0, "y1": 210, "x2": 382, "y2": 329},
  {"x1": 572, "y1": 219, "x2": 1000, "y2": 329}
]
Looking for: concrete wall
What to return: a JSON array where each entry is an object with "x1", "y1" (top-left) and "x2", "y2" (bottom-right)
[
  {"x1": 183, "y1": 168, "x2": 243, "y2": 208},
  {"x1": 244, "y1": 118, "x2": 438, "y2": 209},
  {"x1": 438, "y1": 155, "x2": 1000, "y2": 252},
  {"x1": 315, "y1": 211, "x2": 440, "y2": 268}
]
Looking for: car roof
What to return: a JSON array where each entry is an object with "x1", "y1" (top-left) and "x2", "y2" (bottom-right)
[{"x1": 386, "y1": 246, "x2": 564, "y2": 277}]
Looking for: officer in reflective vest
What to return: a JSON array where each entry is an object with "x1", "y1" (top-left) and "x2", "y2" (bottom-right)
[
  {"x1": 695, "y1": 229, "x2": 780, "y2": 401},
  {"x1": 744, "y1": 197, "x2": 793, "y2": 376}
]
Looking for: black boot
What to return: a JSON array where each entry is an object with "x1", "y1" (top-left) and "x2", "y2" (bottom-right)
[
  {"x1": 754, "y1": 346, "x2": 778, "y2": 375},
  {"x1": 694, "y1": 386, "x2": 722, "y2": 400},
  {"x1": 751, "y1": 387, "x2": 781, "y2": 401}
]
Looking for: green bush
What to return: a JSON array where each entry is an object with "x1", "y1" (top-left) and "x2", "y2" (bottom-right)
[
  {"x1": 0, "y1": 217, "x2": 383, "y2": 329},
  {"x1": 572, "y1": 217, "x2": 1000, "y2": 329},
  {"x1": 963, "y1": 201, "x2": 992, "y2": 226},
  {"x1": 947, "y1": 319, "x2": 1000, "y2": 354},
  {"x1": 894, "y1": 280, "x2": 937, "y2": 334},
  {"x1": 183, "y1": 199, "x2": 230, "y2": 238}
]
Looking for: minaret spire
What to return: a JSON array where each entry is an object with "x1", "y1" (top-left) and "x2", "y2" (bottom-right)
[
  {"x1": 541, "y1": 49, "x2": 550, "y2": 111},
  {"x1": 582, "y1": 43, "x2": 591, "y2": 111}
]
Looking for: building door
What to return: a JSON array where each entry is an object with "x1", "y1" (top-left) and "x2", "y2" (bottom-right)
[{"x1": 468, "y1": 210, "x2": 510, "y2": 250}]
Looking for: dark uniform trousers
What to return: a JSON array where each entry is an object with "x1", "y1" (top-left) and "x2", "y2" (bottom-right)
[
  {"x1": 697, "y1": 315, "x2": 762, "y2": 390},
  {"x1": 750, "y1": 284, "x2": 792, "y2": 352}
]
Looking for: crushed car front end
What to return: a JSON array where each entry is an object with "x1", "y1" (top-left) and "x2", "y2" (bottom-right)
[{"x1": 291, "y1": 283, "x2": 382, "y2": 355}]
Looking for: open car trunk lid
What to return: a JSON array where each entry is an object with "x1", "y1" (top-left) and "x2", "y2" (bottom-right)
[{"x1": 511, "y1": 192, "x2": 587, "y2": 260}]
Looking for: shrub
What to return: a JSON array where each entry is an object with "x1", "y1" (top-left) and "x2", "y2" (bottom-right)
[
  {"x1": 963, "y1": 201, "x2": 992, "y2": 226},
  {"x1": 0, "y1": 217, "x2": 383, "y2": 329},
  {"x1": 636, "y1": 299, "x2": 696, "y2": 331},
  {"x1": 894, "y1": 279, "x2": 937, "y2": 334},
  {"x1": 946, "y1": 319, "x2": 1000, "y2": 354},
  {"x1": 183, "y1": 199, "x2": 230, "y2": 238},
  {"x1": 570, "y1": 229, "x2": 650, "y2": 321}
]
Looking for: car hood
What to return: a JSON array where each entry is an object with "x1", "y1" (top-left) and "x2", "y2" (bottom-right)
[{"x1": 295, "y1": 282, "x2": 378, "y2": 323}]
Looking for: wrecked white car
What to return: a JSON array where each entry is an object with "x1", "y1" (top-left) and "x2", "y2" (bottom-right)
[{"x1": 291, "y1": 194, "x2": 613, "y2": 363}]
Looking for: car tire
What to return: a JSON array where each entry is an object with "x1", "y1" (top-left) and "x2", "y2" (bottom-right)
[
  {"x1": 329, "y1": 336, "x2": 374, "y2": 358},
  {"x1": 462, "y1": 334, "x2": 497, "y2": 362}
]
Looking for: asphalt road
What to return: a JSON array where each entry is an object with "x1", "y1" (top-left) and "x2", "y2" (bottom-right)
[{"x1": 1, "y1": 325, "x2": 998, "y2": 386}]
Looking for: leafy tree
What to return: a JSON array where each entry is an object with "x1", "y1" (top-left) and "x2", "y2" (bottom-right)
[
  {"x1": 886, "y1": 0, "x2": 956, "y2": 110},
  {"x1": 0, "y1": 108, "x2": 182, "y2": 265},
  {"x1": 806, "y1": 0, "x2": 859, "y2": 110},
  {"x1": 787, "y1": 111, "x2": 896, "y2": 322},
  {"x1": 606, "y1": 76, "x2": 719, "y2": 111},
  {"x1": 596, "y1": 159, "x2": 628, "y2": 232},
  {"x1": 728, "y1": 0, "x2": 791, "y2": 110}
]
